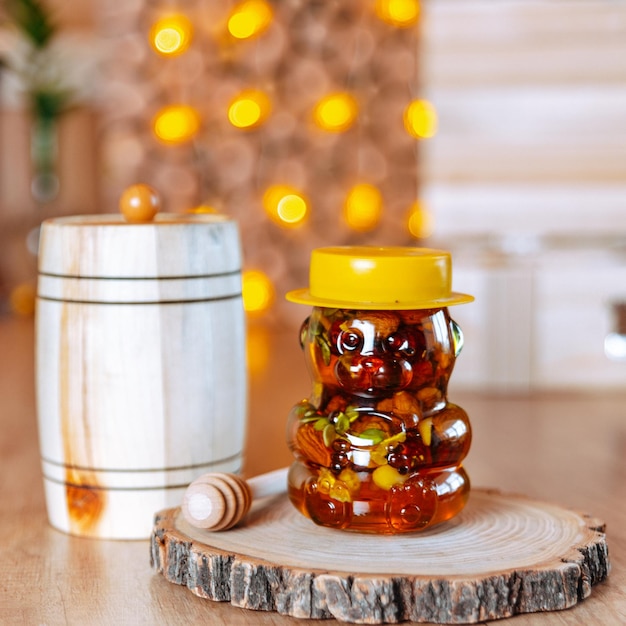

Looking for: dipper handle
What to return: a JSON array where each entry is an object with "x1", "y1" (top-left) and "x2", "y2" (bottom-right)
[{"x1": 182, "y1": 467, "x2": 288, "y2": 531}]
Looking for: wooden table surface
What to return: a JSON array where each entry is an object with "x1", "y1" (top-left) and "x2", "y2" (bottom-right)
[{"x1": 1, "y1": 315, "x2": 625, "y2": 625}]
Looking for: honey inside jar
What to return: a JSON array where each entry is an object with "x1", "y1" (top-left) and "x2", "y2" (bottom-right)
[{"x1": 285, "y1": 247, "x2": 474, "y2": 533}]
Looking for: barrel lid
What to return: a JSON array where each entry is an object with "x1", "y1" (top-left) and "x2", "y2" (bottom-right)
[{"x1": 38, "y1": 214, "x2": 242, "y2": 279}]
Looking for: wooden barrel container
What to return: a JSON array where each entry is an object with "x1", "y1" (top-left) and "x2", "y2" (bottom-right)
[{"x1": 35, "y1": 214, "x2": 246, "y2": 539}]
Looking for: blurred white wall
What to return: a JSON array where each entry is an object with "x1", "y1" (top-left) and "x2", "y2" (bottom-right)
[{"x1": 421, "y1": 1, "x2": 626, "y2": 391}]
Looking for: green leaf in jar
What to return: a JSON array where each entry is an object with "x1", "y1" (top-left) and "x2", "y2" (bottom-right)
[
  {"x1": 300, "y1": 414, "x2": 321, "y2": 424},
  {"x1": 323, "y1": 423, "x2": 337, "y2": 447},
  {"x1": 295, "y1": 401, "x2": 314, "y2": 418},
  {"x1": 315, "y1": 335, "x2": 331, "y2": 365},
  {"x1": 381, "y1": 432, "x2": 407, "y2": 447},
  {"x1": 353, "y1": 428, "x2": 386, "y2": 445},
  {"x1": 314, "y1": 417, "x2": 329, "y2": 431},
  {"x1": 335, "y1": 412, "x2": 350, "y2": 434},
  {"x1": 345, "y1": 406, "x2": 360, "y2": 422}
]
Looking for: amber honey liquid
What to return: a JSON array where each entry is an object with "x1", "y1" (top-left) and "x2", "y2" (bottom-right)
[{"x1": 286, "y1": 307, "x2": 471, "y2": 533}]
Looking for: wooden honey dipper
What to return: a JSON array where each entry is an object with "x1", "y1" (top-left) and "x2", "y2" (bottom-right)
[{"x1": 182, "y1": 467, "x2": 288, "y2": 531}]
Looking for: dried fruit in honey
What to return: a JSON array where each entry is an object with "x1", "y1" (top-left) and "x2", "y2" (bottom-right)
[
  {"x1": 338, "y1": 468, "x2": 360, "y2": 493},
  {"x1": 357, "y1": 311, "x2": 400, "y2": 336},
  {"x1": 350, "y1": 414, "x2": 395, "y2": 439},
  {"x1": 369, "y1": 431, "x2": 407, "y2": 466},
  {"x1": 398, "y1": 309, "x2": 435, "y2": 325},
  {"x1": 372, "y1": 464, "x2": 408, "y2": 490},
  {"x1": 376, "y1": 397, "x2": 394, "y2": 412},
  {"x1": 417, "y1": 417, "x2": 433, "y2": 446},
  {"x1": 416, "y1": 386, "x2": 442, "y2": 408},
  {"x1": 390, "y1": 391, "x2": 421, "y2": 415},
  {"x1": 295, "y1": 424, "x2": 332, "y2": 467},
  {"x1": 325, "y1": 394, "x2": 348, "y2": 414},
  {"x1": 316, "y1": 467, "x2": 360, "y2": 502}
]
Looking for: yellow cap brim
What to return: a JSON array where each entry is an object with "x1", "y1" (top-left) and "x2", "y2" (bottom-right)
[{"x1": 285, "y1": 288, "x2": 474, "y2": 310}]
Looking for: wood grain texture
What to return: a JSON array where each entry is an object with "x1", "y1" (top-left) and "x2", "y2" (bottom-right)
[
  {"x1": 422, "y1": 1, "x2": 626, "y2": 237},
  {"x1": 151, "y1": 489, "x2": 609, "y2": 624},
  {"x1": 423, "y1": 2, "x2": 626, "y2": 88}
]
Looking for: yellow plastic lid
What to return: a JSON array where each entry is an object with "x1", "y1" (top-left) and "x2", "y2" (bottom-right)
[{"x1": 286, "y1": 246, "x2": 474, "y2": 310}]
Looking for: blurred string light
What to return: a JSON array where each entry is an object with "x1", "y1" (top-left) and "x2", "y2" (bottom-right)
[
  {"x1": 149, "y1": 14, "x2": 193, "y2": 56},
  {"x1": 407, "y1": 201, "x2": 435, "y2": 239},
  {"x1": 139, "y1": 2, "x2": 427, "y2": 320},
  {"x1": 247, "y1": 324, "x2": 271, "y2": 374},
  {"x1": 227, "y1": 0, "x2": 273, "y2": 40},
  {"x1": 343, "y1": 183, "x2": 383, "y2": 231},
  {"x1": 228, "y1": 89, "x2": 272, "y2": 129},
  {"x1": 242, "y1": 269, "x2": 274, "y2": 313},
  {"x1": 313, "y1": 93, "x2": 359, "y2": 133},
  {"x1": 375, "y1": 0, "x2": 420, "y2": 28},
  {"x1": 187, "y1": 204, "x2": 220, "y2": 214},
  {"x1": 263, "y1": 184, "x2": 309, "y2": 227},
  {"x1": 9, "y1": 283, "x2": 36, "y2": 316},
  {"x1": 404, "y1": 99, "x2": 438, "y2": 139},
  {"x1": 153, "y1": 104, "x2": 200, "y2": 144}
]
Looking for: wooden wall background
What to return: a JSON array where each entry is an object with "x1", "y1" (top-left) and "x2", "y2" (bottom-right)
[
  {"x1": 420, "y1": 1, "x2": 626, "y2": 390},
  {"x1": 422, "y1": 0, "x2": 626, "y2": 236}
]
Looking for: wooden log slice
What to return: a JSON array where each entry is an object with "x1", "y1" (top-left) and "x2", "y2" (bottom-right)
[{"x1": 150, "y1": 488, "x2": 609, "y2": 624}]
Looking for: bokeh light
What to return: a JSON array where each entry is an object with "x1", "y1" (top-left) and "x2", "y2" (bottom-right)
[
  {"x1": 106, "y1": 0, "x2": 423, "y2": 314},
  {"x1": 263, "y1": 184, "x2": 309, "y2": 227},
  {"x1": 187, "y1": 204, "x2": 220, "y2": 214},
  {"x1": 153, "y1": 105, "x2": 200, "y2": 144},
  {"x1": 403, "y1": 99, "x2": 438, "y2": 139},
  {"x1": 228, "y1": 0, "x2": 273, "y2": 40},
  {"x1": 228, "y1": 89, "x2": 271, "y2": 129},
  {"x1": 247, "y1": 324, "x2": 271, "y2": 375},
  {"x1": 343, "y1": 183, "x2": 383, "y2": 231},
  {"x1": 149, "y1": 14, "x2": 193, "y2": 57},
  {"x1": 375, "y1": 0, "x2": 420, "y2": 28},
  {"x1": 242, "y1": 269, "x2": 274, "y2": 314},
  {"x1": 313, "y1": 93, "x2": 359, "y2": 133},
  {"x1": 407, "y1": 201, "x2": 435, "y2": 239},
  {"x1": 9, "y1": 283, "x2": 36, "y2": 316}
]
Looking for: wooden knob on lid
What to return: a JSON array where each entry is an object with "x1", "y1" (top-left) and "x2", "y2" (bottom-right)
[{"x1": 119, "y1": 183, "x2": 161, "y2": 223}]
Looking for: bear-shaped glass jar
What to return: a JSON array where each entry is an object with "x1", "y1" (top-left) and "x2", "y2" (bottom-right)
[{"x1": 286, "y1": 247, "x2": 474, "y2": 533}]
